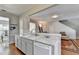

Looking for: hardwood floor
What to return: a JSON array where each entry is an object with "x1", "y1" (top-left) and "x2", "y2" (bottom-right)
[
  {"x1": 0, "y1": 43, "x2": 24, "y2": 55},
  {"x1": 61, "y1": 39, "x2": 79, "y2": 55},
  {"x1": 0, "y1": 39, "x2": 79, "y2": 55},
  {"x1": 8, "y1": 41, "x2": 79, "y2": 55},
  {"x1": 9, "y1": 43, "x2": 25, "y2": 55},
  {"x1": 9, "y1": 40, "x2": 79, "y2": 55}
]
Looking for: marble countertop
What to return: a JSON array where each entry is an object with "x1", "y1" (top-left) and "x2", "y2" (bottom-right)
[{"x1": 20, "y1": 33, "x2": 61, "y2": 46}]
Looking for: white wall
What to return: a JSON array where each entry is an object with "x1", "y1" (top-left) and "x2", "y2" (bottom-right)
[
  {"x1": 0, "y1": 11, "x2": 19, "y2": 44},
  {"x1": 49, "y1": 21, "x2": 76, "y2": 39},
  {"x1": 19, "y1": 13, "x2": 30, "y2": 35}
]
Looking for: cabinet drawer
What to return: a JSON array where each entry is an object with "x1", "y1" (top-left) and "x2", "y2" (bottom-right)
[
  {"x1": 25, "y1": 40, "x2": 33, "y2": 55},
  {"x1": 21, "y1": 38, "x2": 33, "y2": 55},
  {"x1": 34, "y1": 42, "x2": 52, "y2": 55}
]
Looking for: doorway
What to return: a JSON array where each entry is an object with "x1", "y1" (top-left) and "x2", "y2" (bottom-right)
[
  {"x1": 29, "y1": 22, "x2": 36, "y2": 33},
  {"x1": 0, "y1": 16, "x2": 9, "y2": 54}
]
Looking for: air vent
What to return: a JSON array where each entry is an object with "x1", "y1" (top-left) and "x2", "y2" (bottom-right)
[
  {"x1": 0, "y1": 9, "x2": 7, "y2": 12},
  {"x1": 59, "y1": 20, "x2": 68, "y2": 22}
]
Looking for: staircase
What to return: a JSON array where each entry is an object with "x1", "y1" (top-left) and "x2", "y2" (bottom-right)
[
  {"x1": 60, "y1": 20, "x2": 79, "y2": 54},
  {"x1": 59, "y1": 20, "x2": 79, "y2": 39},
  {"x1": 61, "y1": 39, "x2": 79, "y2": 55}
]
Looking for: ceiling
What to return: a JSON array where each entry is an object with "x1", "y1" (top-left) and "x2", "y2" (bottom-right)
[
  {"x1": 1, "y1": 4, "x2": 79, "y2": 23},
  {"x1": 31, "y1": 4, "x2": 79, "y2": 22},
  {"x1": 0, "y1": 4, "x2": 52, "y2": 16}
]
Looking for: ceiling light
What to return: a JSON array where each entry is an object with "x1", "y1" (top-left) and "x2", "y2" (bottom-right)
[{"x1": 51, "y1": 15, "x2": 58, "y2": 18}]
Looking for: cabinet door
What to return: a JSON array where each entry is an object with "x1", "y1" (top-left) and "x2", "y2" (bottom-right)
[
  {"x1": 22, "y1": 38, "x2": 33, "y2": 55},
  {"x1": 25, "y1": 39, "x2": 33, "y2": 55},
  {"x1": 21, "y1": 38, "x2": 26, "y2": 53},
  {"x1": 15, "y1": 35, "x2": 18, "y2": 47},
  {"x1": 17, "y1": 37, "x2": 22, "y2": 50},
  {"x1": 34, "y1": 42, "x2": 53, "y2": 55}
]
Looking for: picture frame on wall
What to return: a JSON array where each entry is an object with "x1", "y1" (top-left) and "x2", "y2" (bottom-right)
[{"x1": 10, "y1": 24, "x2": 17, "y2": 30}]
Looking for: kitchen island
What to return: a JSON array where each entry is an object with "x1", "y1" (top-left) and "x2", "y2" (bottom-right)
[{"x1": 15, "y1": 33, "x2": 61, "y2": 55}]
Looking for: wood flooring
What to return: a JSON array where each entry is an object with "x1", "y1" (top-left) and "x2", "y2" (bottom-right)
[
  {"x1": 0, "y1": 43, "x2": 24, "y2": 55},
  {"x1": 61, "y1": 39, "x2": 79, "y2": 55},
  {"x1": 0, "y1": 39, "x2": 79, "y2": 55},
  {"x1": 9, "y1": 43, "x2": 25, "y2": 55}
]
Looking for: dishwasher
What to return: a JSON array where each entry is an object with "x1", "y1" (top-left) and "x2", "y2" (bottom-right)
[{"x1": 34, "y1": 42, "x2": 53, "y2": 55}]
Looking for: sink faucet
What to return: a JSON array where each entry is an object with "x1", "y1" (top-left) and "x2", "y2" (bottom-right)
[
  {"x1": 30, "y1": 29, "x2": 35, "y2": 33},
  {"x1": 30, "y1": 29, "x2": 38, "y2": 36}
]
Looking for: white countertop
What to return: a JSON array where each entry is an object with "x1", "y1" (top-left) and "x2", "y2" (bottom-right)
[{"x1": 20, "y1": 33, "x2": 61, "y2": 46}]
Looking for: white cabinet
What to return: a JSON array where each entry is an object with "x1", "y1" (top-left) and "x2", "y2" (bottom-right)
[
  {"x1": 15, "y1": 36, "x2": 22, "y2": 50},
  {"x1": 15, "y1": 35, "x2": 18, "y2": 47},
  {"x1": 15, "y1": 37, "x2": 54, "y2": 55},
  {"x1": 22, "y1": 38, "x2": 33, "y2": 55},
  {"x1": 21, "y1": 38, "x2": 25, "y2": 53},
  {"x1": 34, "y1": 42, "x2": 53, "y2": 55},
  {"x1": 17, "y1": 37, "x2": 22, "y2": 50},
  {"x1": 25, "y1": 39, "x2": 33, "y2": 55},
  {"x1": 15, "y1": 35, "x2": 60, "y2": 55},
  {"x1": 15, "y1": 36, "x2": 33, "y2": 55}
]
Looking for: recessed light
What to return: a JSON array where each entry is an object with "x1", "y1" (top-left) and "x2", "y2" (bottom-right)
[{"x1": 51, "y1": 15, "x2": 58, "y2": 18}]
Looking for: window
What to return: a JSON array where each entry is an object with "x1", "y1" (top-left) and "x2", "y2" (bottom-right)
[{"x1": 29, "y1": 22, "x2": 36, "y2": 33}]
